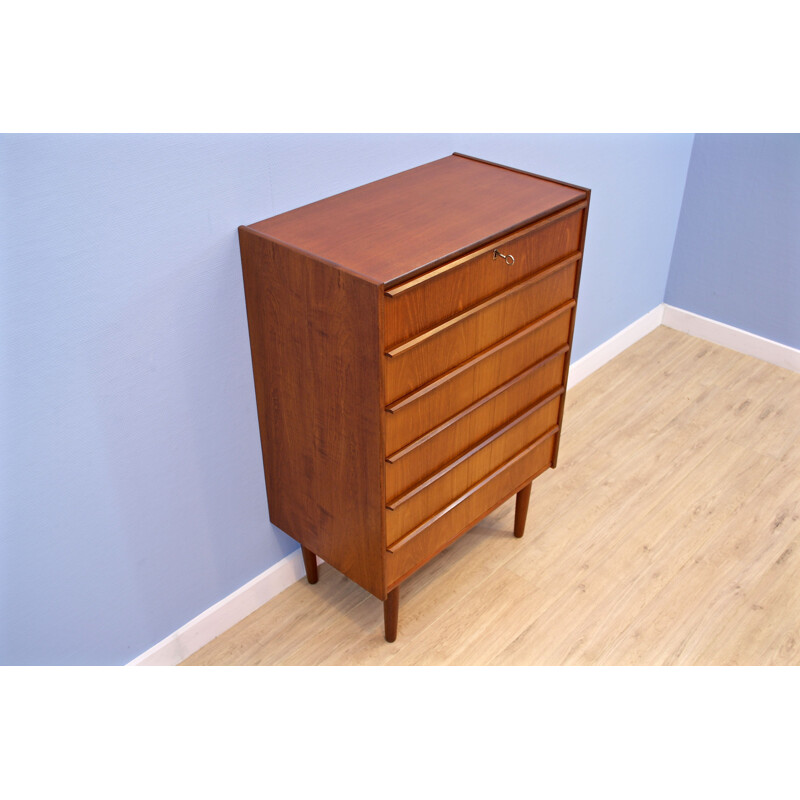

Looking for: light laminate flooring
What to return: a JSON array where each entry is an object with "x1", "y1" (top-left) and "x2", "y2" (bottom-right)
[{"x1": 182, "y1": 327, "x2": 800, "y2": 666}]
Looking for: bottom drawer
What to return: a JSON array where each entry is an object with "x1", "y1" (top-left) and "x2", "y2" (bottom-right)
[{"x1": 385, "y1": 430, "x2": 557, "y2": 587}]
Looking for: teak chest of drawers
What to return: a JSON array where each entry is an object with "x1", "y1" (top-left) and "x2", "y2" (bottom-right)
[{"x1": 239, "y1": 153, "x2": 590, "y2": 641}]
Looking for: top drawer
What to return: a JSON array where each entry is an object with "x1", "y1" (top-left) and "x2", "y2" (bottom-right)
[{"x1": 383, "y1": 202, "x2": 586, "y2": 350}]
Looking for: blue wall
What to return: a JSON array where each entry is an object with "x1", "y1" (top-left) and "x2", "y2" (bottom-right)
[
  {"x1": 1, "y1": 133, "x2": 693, "y2": 664},
  {"x1": 666, "y1": 134, "x2": 800, "y2": 348}
]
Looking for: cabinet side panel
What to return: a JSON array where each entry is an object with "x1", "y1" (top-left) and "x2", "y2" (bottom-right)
[
  {"x1": 552, "y1": 192, "x2": 590, "y2": 466},
  {"x1": 239, "y1": 228, "x2": 385, "y2": 598}
]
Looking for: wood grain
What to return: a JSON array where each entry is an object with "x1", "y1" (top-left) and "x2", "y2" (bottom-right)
[
  {"x1": 384, "y1": 206, "x2": 584, "y2": 348},
  {"x1": 238, "y1": 154, "x2": 588, "y2": 636},
  {"x1": 183, "y1": 328, "x2": 800, "y2": 665},
  {"x1": 384, "y1": 260, "x2": 578, "y2": 403},
  {"x1": 385, "y1": 366, "x2": 565, "y2": 501},
  {"x1": 385, "y1": 398, "x2": 560, "y2": 544},
  {"x1": 239, "y1": 228, "x2": 386, "y2": 598},
  {"x1": 385, "y1": 432, "x2": 557, "y2": 586},
  {"x1": 552, "y1": 186, "x2": 590, "y2": 466},
  {"x1": 246, "y1": 154, "x2": 587, "y2": 287},
  {"x1": 385, "y1": 306, "x2": 573, "y2": 455}
]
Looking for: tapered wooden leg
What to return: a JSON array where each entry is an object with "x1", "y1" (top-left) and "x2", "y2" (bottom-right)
[
  {"x1": 301, "y1": 545, "x2": 318, "y2": 584},
  {"x1": 514, "y1": 482, "x2": 532, "y2": 538},
  {"x1": 384, "y1": 587, "x2": 400, "y2": 642}
]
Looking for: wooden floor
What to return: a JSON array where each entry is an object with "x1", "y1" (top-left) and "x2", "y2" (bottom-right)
[{"x1": 183, "y1": 327, "x2": 800, "y2": 666}]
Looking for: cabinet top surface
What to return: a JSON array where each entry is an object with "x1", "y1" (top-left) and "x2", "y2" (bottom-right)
[{"x1": 243, "y1": 154, "x2": 587, "y2": 286}]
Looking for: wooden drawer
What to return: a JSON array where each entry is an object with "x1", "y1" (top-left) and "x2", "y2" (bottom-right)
[
  {"x1": 385, "y1": 302, "x2": 574, "y2": 455},
  {"x1": 385, "y1": 394, "x2": 561, "y2": 546},
  {"x1": 386, "y1": 351, "x2": 568, "y2": 501},
  {"x1": 386, "y1": 430, "x2": 557, "y2": 586},
  {"x1": 384, "y1": 204, "x2": 585, "y2": 349},
  {"x1": 384, "y1": 257, "x2": 579, "y2": 404}
]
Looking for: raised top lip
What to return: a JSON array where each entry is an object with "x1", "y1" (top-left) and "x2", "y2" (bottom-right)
[{"x1": 242, "y1": 153, "x2": 589, "y2": 287}]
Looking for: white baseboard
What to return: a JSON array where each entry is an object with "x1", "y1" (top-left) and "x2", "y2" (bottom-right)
[
  {"x1": 129, "y1": 302, "x2": 797, "y2": 666},
  {"x1": 568, "y1": 304, "x2": 665, "y2": 388},
  {"x1": 129, "y1": 304, "x2": 666, "y2": 666},
  {"x1": 128, "y1": 548, "x2": 319, "y2": 666},
  {"x1": 662, "y1": 305, "x2": 800, "y2": 373}
]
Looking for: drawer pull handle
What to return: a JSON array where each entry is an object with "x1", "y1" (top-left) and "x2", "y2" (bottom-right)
[{"x1": 493, "y1": 249, "x2": 515, "y2": 266}]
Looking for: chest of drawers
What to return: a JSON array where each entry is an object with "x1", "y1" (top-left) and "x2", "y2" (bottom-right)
[{"x1": 239, "y1": 153, "x2": 589, "y2": 642}]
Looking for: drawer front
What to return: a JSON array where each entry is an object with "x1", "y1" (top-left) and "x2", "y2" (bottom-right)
[
  {"x1": 384, "y1": 204, "x2": 585, "y2": 349},
  {"x1": 385, "y1": 303, "x2": 573, "y2": 456},
  {"x1": 385, "y1": 395, "x2": 561, "y2": 547},
  {"x1": 386, "y1": 352, "x2": 567, "y2": 502},
  {"x1": 384, "y1": 258, "x2": 578, "y2": 405},
  {"x1": 385, "y1": 430, "x2": 557, "y2": 586}
]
